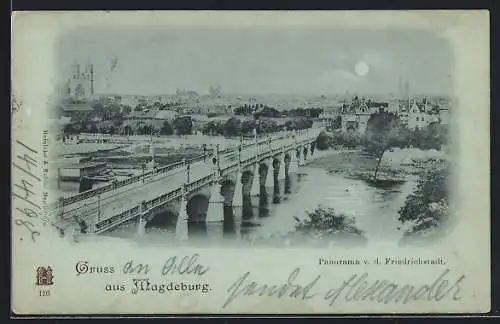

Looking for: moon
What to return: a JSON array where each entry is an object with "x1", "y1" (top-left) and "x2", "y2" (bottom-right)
[{"x1": 354, "y1": 61, "x2": 370, "y2": 76}]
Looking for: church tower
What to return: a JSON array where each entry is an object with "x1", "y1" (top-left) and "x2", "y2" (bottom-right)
[
  {"x1": 68, "y1": 58, "x2": 93, "y2": 100},
  {"x1": 84, "y1": 58, "x2": 94, "y2": 95},
  {"x1": 72, "y1": 59, "x2": 80, "y2": 79}
]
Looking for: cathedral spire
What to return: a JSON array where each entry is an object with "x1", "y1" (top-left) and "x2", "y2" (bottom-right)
[
  {"x1": 72, "y1": 58, "x2": 80, "y2": 78},
  {"x1": 85, "y1": 57, "x2": 92, "y2": 76}
]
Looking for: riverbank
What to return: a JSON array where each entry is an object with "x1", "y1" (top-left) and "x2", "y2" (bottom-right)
[
  {"x1": 248, "y1": 146, "x2": 446, "y2": 245},
  {"x1": 308, "y1": 147, "x2": 447, "y2": 180}
]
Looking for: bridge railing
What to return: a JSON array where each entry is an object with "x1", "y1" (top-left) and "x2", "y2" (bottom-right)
[
  {"x1": 219, "y1": 137, "x2": 313, "y2": 174},
  {"x1": 94, "y1": 205, "x2": 141, "y2": 232},
  {"x1": 54, "y1": 153, "x2": 211, "y2": 209}
]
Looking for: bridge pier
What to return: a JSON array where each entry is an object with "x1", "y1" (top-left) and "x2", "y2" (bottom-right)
[
  {"x1": 206, "y1": 181, "x2": 224, "y2": 223},
  {"x1": 250, "y1": 164, "x2": 260, "y2": 196},
  {"x1": 288, "y1": 150, "x2": 298, "y2": 174},
  {"x1": 277, "y1": 155, "x2": 286, "y2": 181},
  {"x1": 272, "y1": 157, "x2": 281, "y2": 187},
  {"x1": 137, "y1": 213, "x2": 146, "y2": 236},
  {"x1": 233, "y1": 171, "x2": 243, "y2": 207},
  {"x1": 264, "y1": 161, "x2": 274, "y2": 188},
  {"x1": 284, "y1": 153, "x2": 291, "y2": 178},
  {"x1": 296, "y1": 147, "x2": 303, "y2": 167},
  {"x1": 302, "y1": 145, "x2": 309, "y2": 165},
  {"x1": 175, "y1": 195, "x2": 188, "y2": 242}
]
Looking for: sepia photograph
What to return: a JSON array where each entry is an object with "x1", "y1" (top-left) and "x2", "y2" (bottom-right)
[{"x1": 11, "y1": 11, "x2": 490, "y2": 315}]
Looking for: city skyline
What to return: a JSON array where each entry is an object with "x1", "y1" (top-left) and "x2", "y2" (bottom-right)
[{"x1": 57, "y1": 27, "x2": 454, "y2": 97}]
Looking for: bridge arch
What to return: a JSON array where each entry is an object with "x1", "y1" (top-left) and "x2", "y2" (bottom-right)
[
  {"x1": 145, "y1": 208, "x2": 177, "y2": 231},
  {"x1": 272, "y1": 155, "x2": 282, "y2": 167},
  {"x1": 241, "y1": 169, "x2": 253, "y2": 184},
  {"x1": 258, "y1": 163, "x2": 269, "y2": 177},
  {"x1": 186, "y1": 194, "x2": 210, "y2": 223},
  {"x1": 220, "y1": 178, "x2": 236, "y2": 206}
]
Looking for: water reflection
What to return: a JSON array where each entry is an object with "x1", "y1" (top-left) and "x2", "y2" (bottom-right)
[
  {"x1": 273, "y1": 179, "x2": 281, "y2": 204},
  {"x1": 188, "y1": 221, "x2": 207, "y2": 238},
  {"x1": 258, "y1": 186, "x2": 269, "y2": 218},
  {"x1": 222, "y1": 205, "x2": 236, "y2": 238},
  {"x1": 284, "y1": 176, "x2": 291, "y2": 194}
]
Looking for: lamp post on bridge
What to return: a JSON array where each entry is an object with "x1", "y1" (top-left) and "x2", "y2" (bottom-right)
[
  {"x1": 239, "y1": 135, "x2": 244, "y2": 163},
  {"x1": 182, "y1": 158, "x2": 190, "y2": 184},
  {"x1": 212, "y1": 144, "x2": 221, "y2": 176},
  {"x1": 97, "y1": 195, "x2": 101, "y2": 223}
]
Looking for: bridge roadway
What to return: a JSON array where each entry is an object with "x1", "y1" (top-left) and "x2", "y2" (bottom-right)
[{"x1": 55, "y1": 129, "x2": 321, "y2": 232}]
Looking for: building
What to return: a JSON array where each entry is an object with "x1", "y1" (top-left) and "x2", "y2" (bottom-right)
[
  {"x1": 58, "y1": 103, "x2": 94, "y2": 118},
  {"x1": 124, "y1": 110, "x2": 178, "y2": 122},
  {"x1": 57, "y1": 157, "x2": 107, "y2": 182},
  {"x1": 55, "y1": 59, "x2": 95, "y2": 101},
  {"x1": 367, "y1": 101, "x2": 389, "y2": 114},
  {"x1": 340, "y1": 97, "x2": 371, "y2": 134},
  {"x1": 438, "y1": 106, "x2": 450, "y2": 125},
  {"x1": 403, "y1": 98, "x2": 441, "y2": 130}
]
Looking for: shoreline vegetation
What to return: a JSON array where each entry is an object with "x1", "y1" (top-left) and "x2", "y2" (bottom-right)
[{"x1": 277, "y1": 115, "x2": 450, "y2": 247}]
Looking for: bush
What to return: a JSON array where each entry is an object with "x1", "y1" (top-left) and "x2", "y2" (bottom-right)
[
  {"x1": 398, "y1": 161, "x2": 449, "y2": 234},
  {"x1": 330, "y1": 130, "x2": 363, "y2": 149},
  {"x1": 173, "y1": 116, "x2": 193, "y2": 135},
  {"x1": 294, "y1": 207, "x2": 364, "y2": 238},
  {"x1": 316, "y1": 131, "x2": 331, "y2": 150}
]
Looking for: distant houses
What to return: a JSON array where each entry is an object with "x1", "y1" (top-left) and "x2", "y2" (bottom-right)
[
  {"x1": 338, "y1": 96, "x2": 451, "y2": 134},
  {"x1": 340, "y1": 97, "x2": 371, "y2": 134}
]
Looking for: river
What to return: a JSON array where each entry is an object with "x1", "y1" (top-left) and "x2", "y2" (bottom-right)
[{"x1": 101, "y1": 150, "x2": 419, "y2": 247}]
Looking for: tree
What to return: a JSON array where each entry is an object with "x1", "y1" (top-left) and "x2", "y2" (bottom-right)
[
  {"x1": 138, "y1": 124, "x2": 154, "y2": 135},
  {"x1": 122, "y1": 125, "x2": 134, "y2": 136},
  {"x1": 258, "y1": 119, "x2": 279, "y2": 134},
  {"x1": 223, "y1": 117, "x2": 242, "y2": 137},
  {"x1": 421, "y1": 122, "x2": 447, "y2": 150},
  {"x1": 332, "y1": 115, "x2": 342, "y2": 129},
  {"x1": 159, "y1": 121, "x2": 174, "y2": 135},
  {"x1": 202, "y1": 121, "x2": 223, "y2": 136},
  {"x1": 122, "y1": 105, "x2": 132, "y2": 115},
  {"x1": 234, "y1": 105, "x2": 253, "y2": 116},
  {"x1": 398, "y1": 160, "x2": 449, "y2": 233},
  {"x1": 63, "y1": 123, "x2": 80, "y2": 134},
  {"x1": 173, "y1": 116, "x2": 193, "y2": 135},
  {"x1": 364, "y1": 112, "x2": 407, "y2": 180},
  {"x1": 316, "y1": 131, "x2": 331, "y2": 150},
  {"x1": 260, "y1": 106, "x2": 280, "y2": 118},
  {"x1": 241, "y1": 119, "x2": 256, "y2": 135}
]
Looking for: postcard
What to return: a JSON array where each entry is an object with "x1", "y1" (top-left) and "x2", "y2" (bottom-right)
[{"x1": 11, "y1": 10, "x2": 490, "y2": 315}]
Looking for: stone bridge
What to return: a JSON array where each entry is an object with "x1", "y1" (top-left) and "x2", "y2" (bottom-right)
[{"x1": 53, "y1": 128, "x2": 323, "y2": 239}]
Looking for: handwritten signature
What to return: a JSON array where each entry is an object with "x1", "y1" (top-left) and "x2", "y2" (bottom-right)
[{"x1": 222, "y1": 267, "x2": 465, "y2": 308}]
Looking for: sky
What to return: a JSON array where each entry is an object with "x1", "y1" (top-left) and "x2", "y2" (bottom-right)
[{"x1": 56, "y1": 27, "x2": 453, "y2": 96}]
